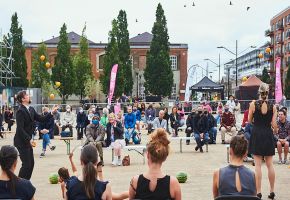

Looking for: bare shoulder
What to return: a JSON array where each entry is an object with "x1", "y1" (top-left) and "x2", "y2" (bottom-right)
[{"x1": 170, "y1": 176, "x2": 179, "y2": 185}]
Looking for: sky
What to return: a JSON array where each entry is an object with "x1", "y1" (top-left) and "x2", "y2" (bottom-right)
[{"x1": 0, "y1": 0, "x2": 289, "y2": 82}]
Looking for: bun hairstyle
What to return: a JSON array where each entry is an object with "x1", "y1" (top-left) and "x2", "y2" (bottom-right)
[
  {"x1": 80, "y1": 144, "x2": 98, "y2": 199},
  {"x1": 230, "y1": 135, "x2": 248, "y2": 158},
  {"x1": 258, "y1": 83, "x2": 269, "y2": 100},
  {"x1": 0, "y1": 145, "x2": 19, "y2": 196},
  {"x1": 147, "y1": 128, "x2": 170, "y2": 163}
]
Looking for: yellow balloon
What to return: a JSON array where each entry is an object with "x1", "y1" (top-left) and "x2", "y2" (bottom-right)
[
  {"x1": 242, "y1": 77, "x2": 247, "y2": 82},
  {"x1": 49, "y1": 93, "x2": 55, "y2": 100},
  {"x1": 40, "y1": 55, "x2": 45, "y2": 61},
  {"x1": 258, "y1": 53, "x2": 263, "y2": 59},
  {"x1": 55, "y1": 81, "x2": 61, "y2": 87},
  {"x1": 45, "y1": 62, "x2": 51, "y2": 68},
  {"x1": 265, "y1": 47, "x2": 271, "y2": 54}
]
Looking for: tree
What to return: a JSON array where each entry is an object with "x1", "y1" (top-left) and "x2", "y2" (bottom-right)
[
  {"x1": 51, "y1": 23, "x2": 75, "y2": 103},
  {"x1": 73, "y1": 24, "x2": 92, "y2": 100},
  {"x1": 285, "y1": 63, "x2": 290, "y2": 99},
  {"x1": 117, "y1": 10, "x2": 133, "y2": 95},
  {"x1": 8, "y1": 12, "x2": 28, "y2": 87},
  {"x1": 261, "y1": 67, "x2": 271, "y2": 84},
  {"x1": 144, "y1": 3, "x2": 173, "y2": 96},
  {"x1": 30, "y1": 43, "x2": 51, "y2": 88},
  {"x1": 100, "y1": 19, "x2": 124, "y2": 98}
]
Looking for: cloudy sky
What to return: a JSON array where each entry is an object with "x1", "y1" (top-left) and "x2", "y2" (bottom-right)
[{"x1": 1, "y1": 0, "x2": 289, "y2": 82}]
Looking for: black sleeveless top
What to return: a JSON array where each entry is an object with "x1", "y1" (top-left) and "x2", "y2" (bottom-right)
[{"x1": 134, "y1": 174, "x2": 173, "y2": 200}]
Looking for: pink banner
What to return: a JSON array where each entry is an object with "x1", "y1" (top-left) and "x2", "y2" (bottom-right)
[
  {"x1": 275, "y1": 57, "x2": 282, "y2": 104},
  {"x1": 108, "y1": 64, "x2": 118, "y2": 105}
]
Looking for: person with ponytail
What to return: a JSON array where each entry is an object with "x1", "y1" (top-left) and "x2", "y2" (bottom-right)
[
  {"x1": 129, "y1": 128, "x2": 181, "y2": 200},
  {"x1": 66, "y1": 144, "x2": 112, "y2": 200},
  {"x1": 0, "y1": 145, "x2": 35, "y2": 200},
  {"x1": 212, "y1": 135, "x2": 256, "y2": 198}
]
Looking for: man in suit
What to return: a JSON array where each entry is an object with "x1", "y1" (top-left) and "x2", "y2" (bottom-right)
[
  {"x1": 14, "y1": 90, "x2": 58, "y2": 180},
  {"x1": 153, "y1": 110, "x2": 167, "y2": 130}
]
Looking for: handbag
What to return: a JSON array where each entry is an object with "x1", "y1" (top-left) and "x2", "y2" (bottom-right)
[{"x1": 122, "y1": 155, "x2": 130, "y2": 166}]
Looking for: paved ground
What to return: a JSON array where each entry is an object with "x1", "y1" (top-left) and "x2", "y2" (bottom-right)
[{"x1": 1, "y1": 124, "x2": 290, "y2": 200}]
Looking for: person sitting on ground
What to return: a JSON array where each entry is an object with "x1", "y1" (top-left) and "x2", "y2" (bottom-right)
[
  {"x1": 133, "y1": 105, "x2": 141, "y2": 134},
  {"x1": 4, "y1": 107, "x2": 14, "y2": 131},
  {"x1": 185, "y1": 107, "x2": 195, "y2": 145},
  {"x1": 76, "y1": 107, "x2": 87, "y2": 140},
  {"x1": 220, "y1": 105, "x2": 236, "y2": 144},
  {"x1": 124, "y1": 106, "x2": 136, "y2": 145},
  {"x1": 61, "y1": 105, "x2": 75, "y2": 136},
  {"x1": 177, "y1": 107, "x2": 185, "y2": 127},
  {"x1": 192, "y1": 107, "x2": 209, "y2": 153},
  {"x1": 100, "y1": 108, "x2": 109, "y2": 128},
  {"x1": 65, "y1": 145, "x2": 112, "y2": 200},
  {"x1": 129, "y1": 128, "x2": 181, "y2": 200},
  {"x1": 145, "y1": 104, "x2": 156, "y2": 134},
  {"x1": 281, "y1": 106, "x2": 290, "y2": 121},
  {"x1": 153, "y1": 110, "x2": 167, "y2": 131},
  {"x1": 0, "y1": 145, "x2": 36, "y2": 200},
  {"x1": 106, "y1": 113, "x2": 125, "y2": 166},
  {"x1": 169, "y1": 106, "x2": 180, "y2": 137},
  {"x1": 205, "y1": 108, "x2": 217, "y2": 144},
  {"x1": 84, "y1": 115, "x2": 106, "y2": 165},
  {"x1": 276, "y1": 109, "x2": 290, "y2": 164},
  {"x1": 38, "y1": 107, "x2": 56, "y2": 158},
  {"x1": 216, "y1": 102, "x2": 223, "y2": 125},
  {"x1": 213, "y1": 135, "x2": 256, "y2": 198}
]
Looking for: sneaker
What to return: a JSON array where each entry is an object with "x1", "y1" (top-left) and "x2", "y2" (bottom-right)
[
  {"x1": 222, "y1": 140, "x2": 225, "y2": 144},
  {"x1": 200, "y1": 147, "x2": 204, "y2": 153},
  {"x1": 40, "y1": 153, "x2": 45, "y2": 158},
  {"x1": 283, "y1": 159, "x2": 288, "y2": 164},
  {"x1": 117, "y1": 159, "x2": 122, "y2": 166},
  {"x1": 50, "y1": 146, "x2": 56, "y2": 151},
  {"x1": 195, "y1": 146, "x2": 199, "y2": 151},
  {"x1": 112, "y1": 158, "x2": 118, "y2": 166},
  {"x1": 278, "y1": 160, "x2": 283, "y2": 164}
]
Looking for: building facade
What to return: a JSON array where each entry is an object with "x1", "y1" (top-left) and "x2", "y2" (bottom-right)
[{"x1": 25, "y1": 32, "x2": 188, "y2": 101}]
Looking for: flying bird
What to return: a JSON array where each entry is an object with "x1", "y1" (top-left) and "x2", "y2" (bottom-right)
[
  {"x1": 184, "y1": 5, "x2": 187, "y2": 7},
  {"x1": 229, "y1": 1, "x2": 233, "y2": 5},
  {"x1": 247, "y1": 6, "x2": 250, "y2": 11},
  {"x1": 192, "y1": 2, "x2": 195, "y2": 6},
  {"x1": 136, "y1": 19, "x2": 138, "y2": 22}
]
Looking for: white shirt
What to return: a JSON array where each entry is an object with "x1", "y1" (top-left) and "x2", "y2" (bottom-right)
[{"x1": 226, "y1": 100, "x2": 235, "y2": 113}]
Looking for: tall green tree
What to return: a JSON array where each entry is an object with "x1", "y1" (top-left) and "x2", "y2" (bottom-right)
[
  {"x1": 285, "y1": 63, "x2": 290, "y2": 99},
  {"x1": 73, "y1": 24, "x2": 92, "y2": 100},
  {"x1": 51, "y1": 23, "x2": 75, "y2": 103},
  {"x1": 117, "y1": 10, "x2": 133, "y2": 95},
  {"x1": 30, "y1": 43, "x2": 51, "y2": 88},
  {"x1": 261, "y1": 67, "x2": 271, "y2": 84},
  {"x1": 144, "y1": 3, "x2": 173, "y2": 96},
  {"x1": 100, "y1": 19, "x2": 124, "y2": 97},
  {"x1": 8, "y1": 13, "x2": 28, "y2": 87}
]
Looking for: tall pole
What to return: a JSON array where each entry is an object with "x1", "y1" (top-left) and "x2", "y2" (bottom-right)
[
  {"x1": 218, "y1": 53, "x2": 221, "y2": 83},
  {"x1": 235, "y1": 40, "x2": 238, "y2": 86},
  {"x1": 206, "y1": 62, "x2": 209, "y2": 77},
  {"x1": 227, "y1": 67, "x2": 230, "y2": 97}
]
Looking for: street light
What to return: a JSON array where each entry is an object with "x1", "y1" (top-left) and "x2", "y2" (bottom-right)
[
  {"x1": 204, "y1": 53, "x2": 221, "y2": 83},
  {"x1": 217, "y1": 40, "x2": 255, "y2": 87}
]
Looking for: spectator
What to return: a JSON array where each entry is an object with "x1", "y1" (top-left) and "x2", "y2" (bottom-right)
[
  {"x1": 0, "y1": 145, "x2": 36, "y2": 200},
  {"x1": 169, "y1": 106, "x2": 180, "y2": 137},
  {"x1": 234, "y1": 99, "x2": 241, "y2": 129},
  {"x1": 140, "y1": 111, "x2": 147, "y2": 130},
  {"x1": 140, "y1": 103, "x2": 146, "y2": 113},
  {"x1": 276, "y1": 109, "x2": 290, "y2": 164},
  {"x1": 203, "y1": 101, "x2": 212, "y2": 113},
  {"x1": 0, "y1": 111, "x2": 3, "y2": 139},
  {"x1": 66, "y1": 145, "x2": 112, "y2": 200},
  {"x1": 177, "y1": 107, "x2": 185, "y2": 127},
  {"x1": 53, "y1": 109, "x2": 61, "y2": 136},
  {"x1": 106, "y1": 113, "x2": 124, "y2": 166},
  {"x1": 220, "y1": 105, "x2": 236, "y2": 144},
  {"x1": 153, "y1": 110, "x2": 167, "y2": 130},
  {"x1": 185, "y1": 108, "x2": 195, "y2": 145},
  {"x1": 241, "y1": 109, "x2": 249, "y2": 128},
  {"x1": 133, "y1": 105, "x2": 141, "y2": 134},
  {"x1": 87, "y1": 109, "x2": 94, "y2": 124},
  {"x1": 84, "y1": 115, "x2": 106, "y2": 166},
  {"x1": 124, "y1": 106, "x2": 136, "y2": 145},
  {"x1": 4, "y1": 107, "x2": 14, "y2": 131},
  {"x1": 226, "y1": 95, "x2": 235, "y2": 113},
  {"x1": 38, "y1": 107, "x2": 56, "y2": 158},
  {"x1": 192, "y1": 107, "x2": 209, "y2": 153},
  {"x1": 129, "y1": 128, "x2": 181, "y2": 200},
  {"x1": 281, "y1": 106, "x2": 290, "y2": 121},
  {"x1": 145, "y1": 104, "x2": 156, "y2": 134},
  {"x1": 76, "y1": 107, "x2": 87, "y2": 140},
  {"x1": 212, "y1": 135, "x2": 256, "y2": 198},
  {"x1": 205, "y1": 108, "x2": 217, "y2": 144},
  {"x1": 61, "y1": 105, "x2": 74, "y2": 136},
  {"x1": 100, "y1": 108, "x2": 109, "y2": 128},
  {"x1": 216, "y1": 102, "x2": 223, "y2": 125},
  {"x1": 116, "y1": 111, "x2": 124, "y2": 127}
]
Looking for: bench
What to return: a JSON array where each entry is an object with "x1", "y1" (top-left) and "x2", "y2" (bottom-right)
[
  {"x1": 170, "y1": 136, "x2": 209, "y2": 153},
  {"x1": 59, "y1": 137, "x2": 74, "y2": 155},
  {"x1": 108, "y1": 145, "x2": 147, "y2": 164}
]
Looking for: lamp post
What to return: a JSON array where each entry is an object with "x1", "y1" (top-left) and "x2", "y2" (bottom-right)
[{"x1": 204, "y1": 53, "x2": 221, "y2": 83}]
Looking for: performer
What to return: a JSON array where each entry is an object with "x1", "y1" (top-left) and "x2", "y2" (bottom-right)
[
  {"x1": 14, "y1": 90, "x2": 58, "y2": 180},
  {"x1": 248, "y1": 83, "x2": 277, "y2": 199}
]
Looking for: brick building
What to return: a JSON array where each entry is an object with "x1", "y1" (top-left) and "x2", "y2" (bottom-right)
[
  {"x1": 265, "y1": 6, "x2": 290, "y2": 90},
  {"x1": 25, "y1": 32, "x2": 188, "y2": 101}
]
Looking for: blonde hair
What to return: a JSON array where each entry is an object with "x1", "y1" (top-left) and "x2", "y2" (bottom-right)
[
  {"x1": 258, "y1": 83, "x2": 269, "y2": 93},
  {"x1": 108, "y1": 113, "x2": 115, "y2": 119},
  {"x1": 42, "y1": 106, "x2": 49, "y2": 112}
]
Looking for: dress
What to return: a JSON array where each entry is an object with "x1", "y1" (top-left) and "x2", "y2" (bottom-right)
[{"x1": 249, "y1": 101, "x2": 275, "y2": 156}]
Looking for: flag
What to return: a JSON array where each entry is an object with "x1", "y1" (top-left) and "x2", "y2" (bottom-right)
[
  {"x1": 108, "y1": 64, "x2": 118, "y2": 105},
  {"x1": 275, "y1": 57, "x2": 282, "y2": 103}
]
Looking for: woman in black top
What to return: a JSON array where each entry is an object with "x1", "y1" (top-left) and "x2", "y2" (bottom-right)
[
  {"x1": 129, "y1": 128, "x2": 181, "y2": 200},
  {"x1": 66, "y1": 144, "x2": 112, "y2": 200},
  {"x1": 0, "y1": 145, "x2": 35, "y2": 200}
]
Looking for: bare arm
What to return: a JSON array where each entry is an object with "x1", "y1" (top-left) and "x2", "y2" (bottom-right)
[
  {"x1": 69, "y1": 153, "x2": 78, "y2": 176},
  {"x1": 170, "y1": 176, "x2": 181, "y2": 200},
  {"x1": 248, "y1": 101, "x2": 255, "y2": 124},
  {"x1": 128, "y1": 176, "x2": 138, "y2": 200},
  {"x1": 61, "y1": 182, "x2": 66, "y2": 199},
  {"x1": 101, "y1": 183, "x2": 112, "y2": 200},
  {"x1": 212, "y1": 170, "x2": 219, "y2": 198},
  {"x1": 272, "y1": 105, "x2": 278, "y2": 133}
]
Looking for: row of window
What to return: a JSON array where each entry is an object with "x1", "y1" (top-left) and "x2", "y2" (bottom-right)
[{"x1": 273, "y1": 14, "x2": 290, "y2": 31}]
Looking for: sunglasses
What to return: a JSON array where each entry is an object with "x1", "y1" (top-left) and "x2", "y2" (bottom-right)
[{"x1": 260, "y1": 91, "x2": 268, "y2": 95}]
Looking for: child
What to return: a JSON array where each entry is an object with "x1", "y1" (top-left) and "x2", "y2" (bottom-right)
[{"x1": 140, "y1": 111, "x2": 147, "y2": 129}]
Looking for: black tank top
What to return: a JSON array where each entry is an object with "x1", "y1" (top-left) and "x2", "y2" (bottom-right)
[
  {"x1": 135, "y1": 174, "x2": 173, "y2": 200},
  {"x1": 253, "y1": 101, "x2": 273, "y2": 128}
]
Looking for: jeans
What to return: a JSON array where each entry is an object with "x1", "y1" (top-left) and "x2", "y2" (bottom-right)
[
  {"x1": 77, "y1": 127, "x2": 84, "y2": 139},
  {"x1": 215, "y1": 115, "x2": 221, "y2": 124},
  {"x1": 62, "y1": 124, "x2": 73, "y2": 136},
  {"x1": 208, "y1": 127, "x2": 217, "y2": 143},
  {"x1": 194, "y1": 132, "x2": 209, "y2": 148},
  {"x1": 42, "y1": 133, "x2": 50, "y2": 150},
  {"x1": 17, "y1": 146, "x2": 34, "y2": 180},
  {"x1": 125, "y1": 128, "x2": 134, "y2": 141}
]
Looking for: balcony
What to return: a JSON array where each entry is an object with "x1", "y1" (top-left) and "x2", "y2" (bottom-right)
[
  {"x1": 276, "y1": 39, "x2": 283, "y2": 44},
  {"x1": 264, "y1": 55, "x2": 273, "y2": 61},
  {"x1": 265, "y1": 41, "x2": 274, "y2": 48},
  {"x1": 265, "y1": 29, "x2": 274, "y2": 37},
  {"x1": 277, "y1": 23, "x2": 284, "y2": 31}
]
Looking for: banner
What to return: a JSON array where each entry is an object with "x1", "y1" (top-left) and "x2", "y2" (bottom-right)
[
  {"x1": 108, "y1": 64, "x2": 118, "y2": 105},
  {"x1": 275, "y1": 57, "x2": 282, "y2": 104}
]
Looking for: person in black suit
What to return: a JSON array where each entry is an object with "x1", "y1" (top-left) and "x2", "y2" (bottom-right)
[{"x1": 14, "y1": 90, "x2": 58, "y2": 180}]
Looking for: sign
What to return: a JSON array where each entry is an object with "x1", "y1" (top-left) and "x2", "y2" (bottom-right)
[{"x1": 275, "y1": 57, "x2": 282, "y2": 104}]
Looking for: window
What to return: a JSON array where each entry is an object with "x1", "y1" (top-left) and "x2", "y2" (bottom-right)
[
  {"x1": 98, "y1": 54, "x2": 105, "y2": 70},
  {"x1": 129, "y1": 55, "x2": 133, "y2": 67},
  {"x1": 171, "y1": 83, "x2": 177, "y2": 99},
  {"x1": 170, "y1": 55, "x2": 178, "y2": 70}
]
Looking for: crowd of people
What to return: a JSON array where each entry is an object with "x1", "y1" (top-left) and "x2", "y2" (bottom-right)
[{"x1": 0, "y1": 84, "x2": 290, "y2": 199}]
